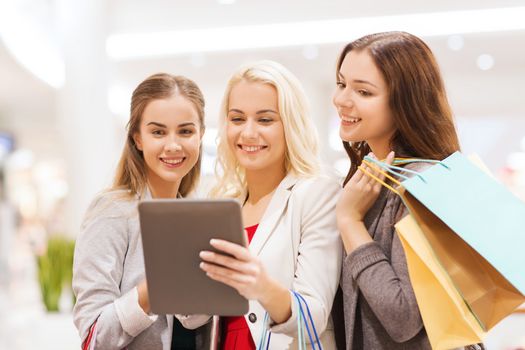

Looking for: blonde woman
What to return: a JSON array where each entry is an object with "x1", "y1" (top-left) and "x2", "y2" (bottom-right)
[
  {"x1": 73, "y1": 74, "x2": 210, "y2": 349},
  {"x1": 185, "y1": 61, "x2": 342, "y2": 349}
]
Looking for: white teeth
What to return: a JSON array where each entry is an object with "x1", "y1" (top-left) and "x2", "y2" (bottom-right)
[
  {"x1": 162, "y1": 158, "x2": 183, "y2": 164},
  {"x1": 242, "y1": 145, "x2": 265, "y2": 152},
  {"x1": 342, "y1": 117, "x2": 361, "y2": 123}
]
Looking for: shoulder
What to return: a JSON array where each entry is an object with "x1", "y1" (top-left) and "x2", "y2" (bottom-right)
[
  {"x1": 82, "y1": 190, "x2": 138, "y2": 225},
  {"x1": 291, "y1": 174, "x2": 341, "y2": 197},
  {"x1": 288, "y1": 175, "x2": 341, "y2": 214}
]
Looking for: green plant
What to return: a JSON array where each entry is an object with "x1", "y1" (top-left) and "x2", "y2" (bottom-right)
[{"x1": 36, "y1": 235, "x2": 75, "y2": 312}]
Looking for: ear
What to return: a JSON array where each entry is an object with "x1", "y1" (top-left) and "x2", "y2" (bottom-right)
[
  {"x1": 133, "y1": 133, "x2": 143, "y2": 151},
  {"x1": 199, "y1": 126, "x2": 205, "y2": 141}
]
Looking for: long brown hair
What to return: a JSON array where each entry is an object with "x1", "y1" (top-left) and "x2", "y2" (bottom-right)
[
  {"x1": 336, "y1": 31, "x2": 460, "y2": 184},
  {"x1": 112, "y1": 73, "x2": 205, "y2": 197}
]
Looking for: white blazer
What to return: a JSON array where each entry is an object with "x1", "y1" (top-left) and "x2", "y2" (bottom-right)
[{"x1": 182, "y1": 174, "x2": 342, "y2": 349}]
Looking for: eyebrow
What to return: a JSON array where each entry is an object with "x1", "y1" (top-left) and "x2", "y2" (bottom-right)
[
  {"x1": 146, "y1": 122, "x2": 166, "y2": 128},
  {"x1": 337, "y1": 72, "x2": 378, "y2": 88},
  {"x1": 228, "y1": 108, "x2": 278, "y2": 115},
  {"x1": 146, "y1": 121, "x2": 197, "y2": 128},
  {"x1": 178, "y1": 122, "x2": 197, "y2": 127}
]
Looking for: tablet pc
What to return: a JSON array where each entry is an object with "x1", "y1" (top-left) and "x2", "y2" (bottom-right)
[{"x1": 138, "y1": 199, "x2": 249, "y2": 316}]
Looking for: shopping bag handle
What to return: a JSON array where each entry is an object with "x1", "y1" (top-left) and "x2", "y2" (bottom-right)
[
  {"x1": 256, "y1": 312, "x2": 271, "y2": 350},
  {"x1": 256, "y1": 292, "x2": 322, "y2": 350},
  {"x1": 392, "y1": 157, "x2": 450, "y2": 169},
  {"x1": 369, "y1": 156, "x2": 449, "y2": 171},
  {"x1": 292, "y1": 291, "x2": 322, "y2": 349},
  {"x1": 362, "y1": 156, "x2": 450, "y2": 183},
  {"x1": 363, "y1": 156, "x2": 427, "y2": 182},
  {"x1": 358, "y1": 160, "x2": 402, "y2": 195}
]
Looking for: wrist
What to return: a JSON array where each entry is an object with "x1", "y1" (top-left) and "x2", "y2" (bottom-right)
[
  {"x1": 257, "y1": 278, "x2": 292, "y2": 325},
  {"x1": 339, "y1": 220, "x2": 373, "y2": 254},
  {"x1": 258, "y1": 277, "x2": 284, "y2": 306},
  {"x1": 137, "y1": 284, "x2": 150, "y2": 314},
  {"x1": 337, "y1": 216, "x2": 365, "y2": 232}
]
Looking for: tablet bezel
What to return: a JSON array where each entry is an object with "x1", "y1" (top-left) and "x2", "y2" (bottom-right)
[{"x1": 138, "y1": 199, "x2": 249, "y2": 316}]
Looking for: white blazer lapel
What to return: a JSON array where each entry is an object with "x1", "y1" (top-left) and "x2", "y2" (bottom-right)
[{"x1": 248, "y1": 174, "x2": 298, "y2": 256}]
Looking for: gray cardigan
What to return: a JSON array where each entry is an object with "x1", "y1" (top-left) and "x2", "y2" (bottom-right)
[
  {"x1": 338, "y1": 163, "x2": 432, "y2": 350},
  {"x1": 72, "y1": 190, "x2": 212, "y2": 349}
]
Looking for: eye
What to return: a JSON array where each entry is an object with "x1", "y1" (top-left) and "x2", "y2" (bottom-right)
[
  {"x1": 152, "y1": 129, "x2": 165, "y2": 136},
  {"x1": 258, "y1": 117, "x2": 273, "y2": 124},
  {"x1": 178, "y1": 128, "x2": 194, "y2": 135},
  {"x1": 229, "y1": 115, "x2": 245, "y2": 123},
  {"x1": 336, "y1": 81, "x2": 346, "y2": 89},
  {"x1": 357, "y1": 89, "x2": 372, "y2": 97}
]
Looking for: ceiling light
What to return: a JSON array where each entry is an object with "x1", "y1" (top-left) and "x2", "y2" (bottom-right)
[
  {"x1": 107, "y1": 6, "x2": 525, "y2": 60},
  {"x1": 477, "y1": 54, "x2": 495, "y2": 70},
  {"x1": 302, "y1": 45, "x2": 319, "y2": 60},
  {"x1": 447, "y1": 35, "x2": 464, "y2": 51}
]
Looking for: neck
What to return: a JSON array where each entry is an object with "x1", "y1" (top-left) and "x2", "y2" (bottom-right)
[
  {"x1": 147, "y1": 171, "x2": 181, "y2": 199},
  {"x1": 367, "y1": 136, "x2": 393, "y2": 161},
  {"x1": 245, "y1": 164, "x2": 286, "y2": 204}
]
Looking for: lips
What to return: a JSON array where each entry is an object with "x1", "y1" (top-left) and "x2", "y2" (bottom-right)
[
  {"x1": 340, "y1": 114, "x2": 362, "y2": 127},
  {"x1": 237, "y1": 144, "x2": 268, "y2": 153},
  {"x1": 160, "y1": 157, "x2": 185, "y2": 167},
  {"x1": 341, "y1": 116, "x2": 361, "y2": 123}
]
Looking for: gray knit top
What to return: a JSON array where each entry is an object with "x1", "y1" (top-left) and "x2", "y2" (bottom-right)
[{"x1": 340, "y1": 163, "x2": 432, "y2": 350}]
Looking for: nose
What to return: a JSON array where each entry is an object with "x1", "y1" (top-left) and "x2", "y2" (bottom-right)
[
  {"x1": 165, "y1": 135, "x2": 182, "y2": 152},
  {"x1": 240, "y1": 119, "x2": 258, "y2": 139},
  {"x1": 333, "y1": 88, "x2": 353, "y2": 110}
]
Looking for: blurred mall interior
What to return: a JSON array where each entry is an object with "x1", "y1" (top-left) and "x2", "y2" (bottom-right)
[{"x1": 0, "y1": 0, "x2": 524, "y2": 349}]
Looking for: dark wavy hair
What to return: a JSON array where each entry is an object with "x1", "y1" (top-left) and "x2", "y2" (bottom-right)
[{"x1": 336, "y1": 31, "x2": 460, "y2": 185}]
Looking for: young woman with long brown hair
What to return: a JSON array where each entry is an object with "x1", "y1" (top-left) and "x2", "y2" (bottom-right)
[
  {"x1": 332, "y1": 31, "x2": 480, "y2": 349},
  {"x1": 72, "y1": 73, "x2": 208, "y2": 349}
]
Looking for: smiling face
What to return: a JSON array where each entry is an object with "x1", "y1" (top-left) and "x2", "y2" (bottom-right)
[
  {"x1": 226, "y1": 80, "x2": 286, "y2": 174},
  {"x1": 333, "y1": 49, "x2": 396, "y2": 156},
  {"x1": 133, "y1": 94, "x2": 202, "y2": 197}
]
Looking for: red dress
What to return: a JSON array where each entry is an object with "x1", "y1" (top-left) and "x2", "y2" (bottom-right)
[{"x1": 221, "y1": 224, "x2": 258, "y2": 350}]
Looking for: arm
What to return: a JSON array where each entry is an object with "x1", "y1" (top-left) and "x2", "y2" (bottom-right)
[
  {"x1": 72, "y1": 197, "x2": 157, "y2": 349},
  {"x1": 199, "y1": 177, "x2": 342, "y2": 340},
  {"x1": 199, "y1": 240, "x2": 292, "y2": 324},
  {"x1": 269, "y1": 177, "x2": 343, "y2": 338},
  {"x1": 344, "y1": 215, "x2": 423, "y2": 342},
  {"x1": 337, "y1": 152, "x2": 423, "y2": 342}
]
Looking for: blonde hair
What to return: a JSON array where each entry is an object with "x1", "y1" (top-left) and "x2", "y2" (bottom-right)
[
  {"x1": 112, "y1": 73, "x2": 205, "y2": 198},
  {"x1": 210, "y1": 60, "x2": 320, "y2": 199}
]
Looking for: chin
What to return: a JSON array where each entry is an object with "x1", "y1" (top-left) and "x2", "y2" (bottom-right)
[
  {"x1": 159, "y1": 168, "x2": 187, "y2": 180},
  {"x1": 239, "y1": 162, "x2": 268, "y2": 171},
  {"x1": 339, "y1": 132, "x2": 361, "y2": 144}
]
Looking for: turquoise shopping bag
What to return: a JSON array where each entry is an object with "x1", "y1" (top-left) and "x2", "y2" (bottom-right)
[
  {"x1": 362, "y1": 151, "x2": 525, "y2": 335},
  {"x1": 398, "y1": 151, "x2": 525, "y2": 296}
]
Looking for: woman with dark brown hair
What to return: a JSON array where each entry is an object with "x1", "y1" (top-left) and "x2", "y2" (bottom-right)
[
  {"x1": 332, "y1": 31, "x2": 481, "y2": 349},
  {"x1": 72, "y1": 73, "x2": 208, "y2": 349}
]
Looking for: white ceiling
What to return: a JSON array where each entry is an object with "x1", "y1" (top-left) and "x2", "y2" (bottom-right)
[
  {"x1": 1, "y1": 0, "x2": 524, "y2": 167},
  {"x1": 110, "y1": 0, "x2": 525, "y2": 33}
]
